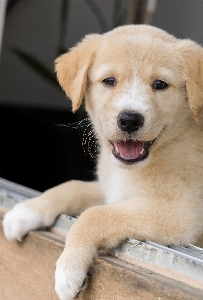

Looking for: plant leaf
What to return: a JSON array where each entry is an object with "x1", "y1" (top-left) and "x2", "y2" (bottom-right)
[
  {"x1": 113, "y1": 0, "x2": 126, "y2": 28},
  {"x1": 11, "y1": 48, "x2": 59, "y2": 88},
  {"x1": 6, "y1": 0, "x2": 20, "y2": 16},
  {"x1": 83, "y1": 0, "x2": 109, "y2": 32}
]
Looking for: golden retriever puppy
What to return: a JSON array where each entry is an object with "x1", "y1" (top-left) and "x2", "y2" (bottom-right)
[{"x1": 3, "y1": 25, "x2": 203, "y2": 300}]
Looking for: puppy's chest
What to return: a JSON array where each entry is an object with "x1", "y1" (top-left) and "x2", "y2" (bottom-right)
[{"x1": 100, "y1": 171, "x2": 142, "y2": 205}]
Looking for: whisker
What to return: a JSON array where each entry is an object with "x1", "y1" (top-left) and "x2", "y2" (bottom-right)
[
  {"x1": 55, "y1": 117, "x2": 99, "y2": 160},
  {"x1": 55, "y1": 118, "x2": 91, "y2": 129}
]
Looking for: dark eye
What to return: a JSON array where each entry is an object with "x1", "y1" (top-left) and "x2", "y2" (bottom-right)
[
  {"x1": 152, "y1": 80, "x2": 168, "y2": 90},
  {"x1": 102, "y1": 77, "x2": 116, "y2": 86}
]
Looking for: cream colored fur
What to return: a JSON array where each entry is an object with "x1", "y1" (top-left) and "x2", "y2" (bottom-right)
[{"x1": 3, "y1": 25, "x2": 203, "y2": 300}]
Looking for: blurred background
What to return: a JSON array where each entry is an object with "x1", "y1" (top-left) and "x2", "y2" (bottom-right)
[{"x1": 0, "y1": 0, "x2": 202, "y2": 192}]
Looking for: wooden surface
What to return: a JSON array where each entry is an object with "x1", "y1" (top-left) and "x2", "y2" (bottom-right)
[
  {"x1": 79, "y1": 257, "x2": 203, "y2": 300},
  {"x1": 0, "y1": 214, "x2": 64, "y2": 300},
  {"x1": 1, "y1": 212, "x2": 203, "y2": 300}
]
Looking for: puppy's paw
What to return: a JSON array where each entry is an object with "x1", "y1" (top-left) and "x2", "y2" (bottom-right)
[
  {"x1": 3, "y1": 201, "x2": 54, "y2": 241},
  {"x1": 55, "y1": 255, "x2": 88, "y2": 300}
]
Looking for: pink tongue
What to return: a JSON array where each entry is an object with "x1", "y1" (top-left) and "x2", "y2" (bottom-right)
[{"x1": 114, "y1": 141, "x2": 145, "y2": 159}]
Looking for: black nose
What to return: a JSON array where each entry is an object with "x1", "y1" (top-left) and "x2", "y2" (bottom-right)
[{"x1": 118, "y1": 112, "x2": 144, "y2": 134}]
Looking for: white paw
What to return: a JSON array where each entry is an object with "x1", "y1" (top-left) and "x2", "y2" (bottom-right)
[
  {"x1": 55, "y1": 255, "x2": 87, "y2": 300},
  {"x1": 3, "y1": 201, "x2": 54, "y2": 241}
]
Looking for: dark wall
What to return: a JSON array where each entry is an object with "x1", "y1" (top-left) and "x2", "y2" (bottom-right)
[{"x1": 0, "y1": 106, "x2": 96, "y2": 191}]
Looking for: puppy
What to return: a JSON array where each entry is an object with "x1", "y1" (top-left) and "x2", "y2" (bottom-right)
[{"x1": 3, "y1": 25, "x2": 203, "y2": 300}]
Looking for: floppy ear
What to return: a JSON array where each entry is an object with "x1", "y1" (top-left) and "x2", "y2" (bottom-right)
[
  {"x1": 176, "y1": 40, "x2": 203, "y2": 120},
  {"x1": 55, "y1": 34, "x2": 102, "y2": 112}
]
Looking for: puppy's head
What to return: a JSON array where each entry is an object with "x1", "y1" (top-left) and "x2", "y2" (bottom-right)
[{"x1": 55, "y1": 25, "x2": 203, "y2": 165}]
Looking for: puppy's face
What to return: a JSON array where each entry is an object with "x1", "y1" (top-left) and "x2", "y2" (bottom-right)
[
  {"x1": 55, "y1": 25, "x2": 203, "y2": 165},
  {"x1": 85, "y1": 34, "x2": 187, "y2": 164}
]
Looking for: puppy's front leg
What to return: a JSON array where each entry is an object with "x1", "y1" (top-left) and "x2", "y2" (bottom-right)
[
  {"x1": 55, "y1": 200, "x2": 157, "y2": 300},
  {"x1": 3, "y1": 180, "x2": 104, "y2": 241}
]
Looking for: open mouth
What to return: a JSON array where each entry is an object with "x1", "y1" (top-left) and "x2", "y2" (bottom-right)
[{"x1": 110, "y1": 139, "x2": 155, "y2": 164}]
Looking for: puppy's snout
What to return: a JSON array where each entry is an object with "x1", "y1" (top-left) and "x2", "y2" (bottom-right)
[{"x1": 118, "y1": 112, "x2": 144, "y2": 134}]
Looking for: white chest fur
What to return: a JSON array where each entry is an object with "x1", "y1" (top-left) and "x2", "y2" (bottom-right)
[{"x1": 98, "y1": 162, "x2": 140, "y2": 205}]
